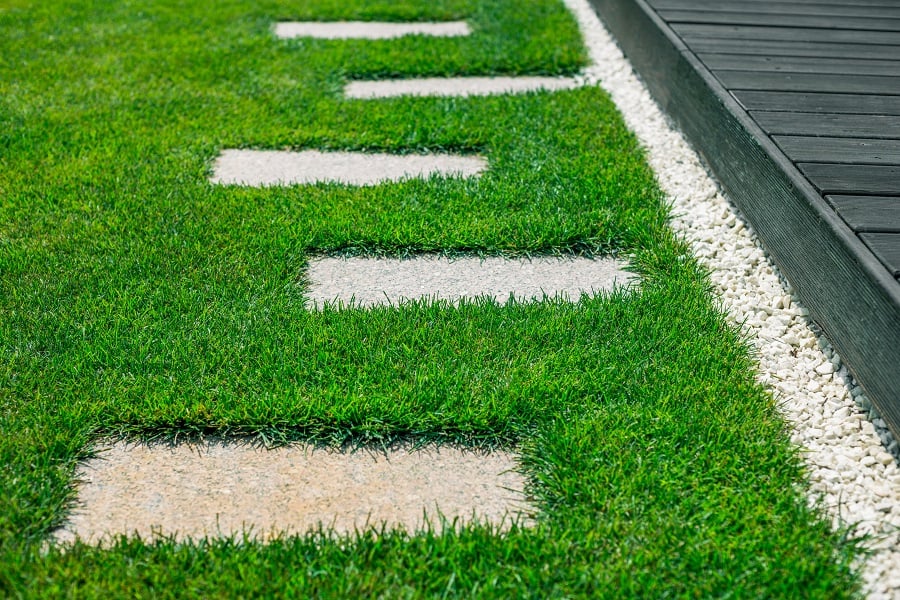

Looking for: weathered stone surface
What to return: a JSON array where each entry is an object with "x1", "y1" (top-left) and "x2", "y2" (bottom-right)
[
  {"x1": 345, "y1": 76, "x2": 581, "y2": 98},
  {"x1": 56, "y1": 442, "x2": 529, "y2": 543},
  {"x1": 305, "y1": 256, "x2": 634, "y2": 308},
  {"x1": 274, "y1": 21, "x2": 470, "y2": 40},
  {"x1": 209, "y1": 150, "x2": 486, "y2": 186}
]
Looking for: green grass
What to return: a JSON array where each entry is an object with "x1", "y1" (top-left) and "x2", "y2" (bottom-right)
[{"x1": 0, "y1": 0, "x2": 863, "y2": 597}]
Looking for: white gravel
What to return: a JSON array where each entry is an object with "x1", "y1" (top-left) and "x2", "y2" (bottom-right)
[
  {"x1": 305, "y1": 256, "x2": 633, "y2": 308},
  {"x1": 563, "y1": 0, "x2": 900, "y2": 596},
  {"x1": 210, "y1": 149, "x2": 486, "y2": 186},
  {"x1": 345, "y1": 76, "x2": 581, "y2": 99},
  {"x1": 274, "y1": 21, "x2": 471, "y2": 40}
]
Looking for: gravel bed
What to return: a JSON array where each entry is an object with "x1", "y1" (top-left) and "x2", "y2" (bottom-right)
[{"x1": 563, "y1": 0, "x2": 900, "y2": 596}]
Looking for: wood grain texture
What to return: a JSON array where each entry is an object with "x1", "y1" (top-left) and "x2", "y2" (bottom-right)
[
  {"x1": 589, "y1": 0, "x2": 900, "y2": 439},
  {"x1": 752, "y1": 112, "x2": 900, "y2": 139},
  {"x1": 861, "y1": 233, "x2": 900, "y2": 276},
  {"x1": 800, "y1": 164, "x2": 900, "y2": 195},
  {"x1": 675, "y1": 23, "x2": 900, "y2": 45},
  {"x1": 827, "y1": 196, "x2": 900, "y2": 233},
  {"x1": 688, "y1": 39, "x2": 900, "y2": 60},
  {"x1": 659, "y1": 9, "x2": 900, "y2": 31},
  {"x1": 651, "y1": 0, "x2": 900, "y2": 16},
  {"x1": 702, "y1": 55, "x2": 900, "y2": 77},
  {"x1": 734, "y1": 91, "x2": 900, "y2": 115},
  {"x1": 718, "y1": 71, "x2": 900, "y2": 95},
  {"x1": 774, "y1": 137, "x2": 900, "y2": 166}
]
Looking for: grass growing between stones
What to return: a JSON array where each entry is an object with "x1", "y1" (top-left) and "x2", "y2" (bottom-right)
[{"x1": 0, "y1": 0, "x2": 862, "y2": 596}]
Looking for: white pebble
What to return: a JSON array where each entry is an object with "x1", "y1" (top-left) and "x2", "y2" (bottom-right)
[{"x1": 816, "y1": 362, "x2": 835, "y2": 376}]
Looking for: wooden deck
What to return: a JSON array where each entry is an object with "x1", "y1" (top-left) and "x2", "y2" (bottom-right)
[
  {"x1": 661, "y1": 1, "x2": 900, "y2": 277},
  {"x1": 586, "y1": 0, "x2": 900, "y2": 438}
]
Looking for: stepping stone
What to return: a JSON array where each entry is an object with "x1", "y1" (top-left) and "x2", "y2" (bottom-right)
[
  {"x1": 345, "y1": 76, "x2": 581, "y2": 99},
  {"x1": 274, "y1": 21, "x2": 471, "y2": 40},
  {"x1": 210, "y1": 150, "x2": 487, "y2": 187},
  {"x1": 306, "y1": 256, "x2": 634, "y2": 308},
  {"x1": 55, "y1": 442, "x2": 528, "y2": 543}
]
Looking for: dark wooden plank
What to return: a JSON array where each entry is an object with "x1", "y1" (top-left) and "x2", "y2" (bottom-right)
[
  {"x1": 752, "y1": 112, "x2": 900, "y2": 139},
  {"x1": 650, "y1": 0, "x2": 900, "y2": 19},
  {"x1": 659, "y1": 10, "x2": 900, "y2": 32},
  {"x1": 717, "y1": 71, "x2": 900, "y2": 95},
  {"x1": 755, "y1": 0, "x2": 900, "y2": 5},
  {"x1": 689, "y1": 39, "x2": 900, "y2": 60},
  {"x1": 800, "y1": 164, "x2": 900, "y2": 195},
  {"x1": 734, "y1": 91, "x2": 900, "y2": 115},
  {"x1": 674, "y1": 24, "x2": 900, "y2": 45},
  {"x1": 700, "y1": 54, "x2": 900, "y2": 77},
  {"x1": 774, "y1": 136, "x2": 900, "y2": 166},
  {"x1": 860, "y1": 233, "x2": 900, "y2": 276},
  {"x1": 588, "y1": 0, "x2": 900, "y2": 440},
  {"x1": 827, "y1": 196, "x2": 900, "y2": 233}
]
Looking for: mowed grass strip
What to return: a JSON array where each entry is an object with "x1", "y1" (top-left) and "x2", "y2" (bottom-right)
[{"x1": 0, "y1": 0, "x2": 861, "y2": 597}]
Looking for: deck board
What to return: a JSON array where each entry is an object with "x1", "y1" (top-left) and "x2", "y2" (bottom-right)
[
  {"x1": 827, "y1": 196, "x2": 900, "y2": 233},
  {"x1": 675, "y1": 24, "x2": 900, "y2": 45},
  {"x1": 718, "y1": 71, "x2": 900, "y2": 95},
  {"x1": 751, "y1": 112, "x2": 900, "y2": 139},
  {"x1": 861, "y1": 233, "x2": 900, "y2": 276},
  {"x1": 774, "y1": 136, "x2": 900, "y2": 166},
  {"x1": 700, "y1": 55, "x2": 900, "y2": 77},
  {"x1": 733, "y1": 92, "x2": 900, "y2": 115},
  {"x1": 660, "y1": 10, "x2": 900, "y2": 31},
  {"x1": 652, "y1": 0, "x2": 900, "y2": 15},
  {"x1": 688, "y1": 39, "x2": 900, "y2": 60},
  {"x1": 799, "y1": 164, "x2": 900, "y2": 195}
]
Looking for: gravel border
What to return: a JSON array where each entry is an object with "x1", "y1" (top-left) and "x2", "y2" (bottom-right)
[{"x1": 562, "y1": 0, "x2": 900, "y2": 596}]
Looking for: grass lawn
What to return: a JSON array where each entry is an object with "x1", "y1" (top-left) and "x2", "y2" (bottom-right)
[{"x1": 0, "y1": 0, "x2": 862, "y2": 596}]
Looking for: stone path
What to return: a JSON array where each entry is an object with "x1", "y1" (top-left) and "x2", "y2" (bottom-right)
[
  {"x1": 274, "y1": 21, "x2": 471, "y2": 40},
  {"x1": 344, "y1": 76, "x2": 581, "y2": 99},
  {"x1": 65, "y1": 9, "x2": 620, "y2": 542},
  {"x1": 305, "y1": 256, "x2": 632, "y2": 308},
  {"x1": 210, "y1": 149, "x2": 486, "y2": 186},
  {"x1": 58, "y1": 442, "x2": 526, "y2": 543},
  {"x1": 58, "y1": 5, "x2": 900, "y2": 596},
  {"x1": 51, "y1": 0, "x2": 900, "y2": 598}
]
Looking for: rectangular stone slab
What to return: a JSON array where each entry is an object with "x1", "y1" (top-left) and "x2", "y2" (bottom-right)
[
  {"x1": 209, "y1": 150, "x2": 487, "y2": 186},
  {"x1": 305, "y1": 256, "x2": 634, "y2": 308},
  {"x1": 56, "y1": 442, "x2": 529, "y2": 544},
  {"x1": 345, "y1": 76, "x2": 582, "y2": 99},
  {"x1": 274, "y1": 21, "x2": 471, "y2": 39}
]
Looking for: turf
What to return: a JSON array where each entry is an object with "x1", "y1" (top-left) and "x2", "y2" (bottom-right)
[{"x1": 0, "y1": 0, "x2": 862, "y2": 597}]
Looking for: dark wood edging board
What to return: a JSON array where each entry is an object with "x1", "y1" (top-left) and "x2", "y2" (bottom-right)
[{"x1": 584, "y1": 0, "x2": 900, "y2": 440}]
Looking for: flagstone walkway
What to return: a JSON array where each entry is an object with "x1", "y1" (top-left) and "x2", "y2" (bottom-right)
[
  {"x1": 58, "y1": 442, "x2": 527, "y2": 543},
  {"x1": 56, "y1": 1, "x2": 900, "y2": 596},
  {"x1": 64, "y1": 3, "x2": 628, "y2": 544}
]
